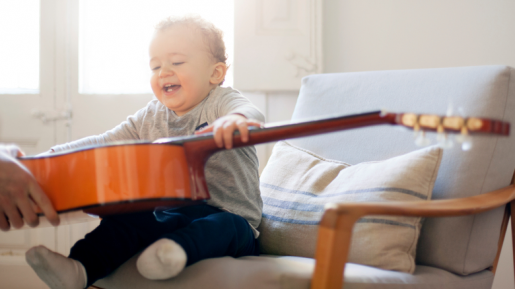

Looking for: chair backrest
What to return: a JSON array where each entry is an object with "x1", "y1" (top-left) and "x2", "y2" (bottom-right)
[{"x1": 288, "y1": 65, "x2": 515, "y2": 275}]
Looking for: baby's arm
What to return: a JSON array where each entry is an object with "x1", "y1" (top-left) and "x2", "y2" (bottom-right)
[
  {"x1": 195, "y1": 114, "x2": 263, "y2": 149},
  {"x1": 50, "y1": 108, "x2": 143, "y2": 153}
]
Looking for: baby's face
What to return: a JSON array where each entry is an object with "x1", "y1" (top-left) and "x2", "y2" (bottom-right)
[{"x1": 149, "y1": 26, "x2": 219, "y2": 116}]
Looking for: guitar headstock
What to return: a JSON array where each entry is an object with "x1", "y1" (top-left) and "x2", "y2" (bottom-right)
[
  {"x1": 390, "y1": 112, "x2": 509, "y2": 150},
  {"x1": 395, "y1": 113, "x2": 510, "y2": 136}
]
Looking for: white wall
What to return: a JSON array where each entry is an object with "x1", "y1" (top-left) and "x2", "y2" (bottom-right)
[
  {"x1": 321, "y1": 1, "x2": 515, "y2": 288},
  {"x1": 323, "y1": 0, "x2": 515, "y2": 73}
]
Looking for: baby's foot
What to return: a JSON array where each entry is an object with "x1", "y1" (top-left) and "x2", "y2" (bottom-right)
[
  {"x1": 136, "y1": 238, "x2": 187, "y2": 280},
  {"x1": 25, "y1": 245, "x2": 87, "y2": 289}
]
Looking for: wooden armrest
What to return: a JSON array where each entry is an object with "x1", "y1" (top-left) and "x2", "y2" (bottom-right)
[
  {"x1": 325, "y1": 184, "x2": 515, "y2": 218},
  {"x1": 310, "y1": 184, "x2": 515, "y2": 289}
]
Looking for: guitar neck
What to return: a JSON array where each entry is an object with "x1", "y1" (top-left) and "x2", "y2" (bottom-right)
[
  {"x1": 237, "y1": 111, "x2": 510, "y2": 148},
  {"x1": 234, "y1": 110, "x2": 392, "y2": 148},
  {"x1": 156, "y1": 110, "x2": 509, "y2": 151}
]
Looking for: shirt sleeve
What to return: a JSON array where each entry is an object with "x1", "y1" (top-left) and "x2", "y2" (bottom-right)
[
  {"x1": 218, "y1": 90, "x2": 265, "y2": 122},
  {"x1": 50, "y1": 107, "x2": 146, "y2": 152},
  {"x1": 0, "y1": 144, "x2": 22, "y2": 158}
]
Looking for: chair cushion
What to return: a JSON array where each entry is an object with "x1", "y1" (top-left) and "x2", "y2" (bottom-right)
[
  {"x1": 258, "y1": 141, "x2": 442, "y2": 273},
  {"x1": 94, "y1": 254, "x2": 494, "y2": 289},
  {"x1": 288, "y1": 65, "x2": 515, "y2": 275}
]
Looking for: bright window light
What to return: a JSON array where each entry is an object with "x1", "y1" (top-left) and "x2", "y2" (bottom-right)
[
  {"x1": 79, "y1": 0, "x2": 234, "y2": 94},
  {"x1": 0, "y1": 0, "x2": 39, "y2": 94}
]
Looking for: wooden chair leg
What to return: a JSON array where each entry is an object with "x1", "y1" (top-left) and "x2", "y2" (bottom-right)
[
  {"x1": 493, "y1": 169, "x2": 515, "y2": 274},
  {"x1": 492, "y1": 203, "x2": 511, "y2": 273},
  {"x1": 311, "y1": 209, "x2": 361, "y2": 289},
  {"x1": 510, "y1": 201, "x2": 515, "y2": 286}
]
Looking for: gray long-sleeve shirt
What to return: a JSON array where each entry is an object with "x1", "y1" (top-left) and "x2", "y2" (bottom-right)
[{"x1": 51, "y1": 86, "x2": 265, "y2": 236}]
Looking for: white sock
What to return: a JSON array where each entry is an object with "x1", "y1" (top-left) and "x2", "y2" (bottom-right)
[
  {"x1": 136, "y1": 238, "x2": 187, "y2": 280},
  {"x1": 25, "y1": 245, "x2": 87, "y2": 289}
]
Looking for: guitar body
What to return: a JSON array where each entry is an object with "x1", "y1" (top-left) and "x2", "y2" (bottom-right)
[
  {"x1": 18, "y1": 110, "x2": 509, "y2": 218},
  {"x1": 20, "y1": 143, "x2": 208, "y2": 216}
]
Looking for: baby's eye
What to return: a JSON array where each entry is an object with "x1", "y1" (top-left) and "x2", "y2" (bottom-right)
[
  {"x1": 172, "y1": 62, "x2": 184, "y2": 66},
  {"x1": 151, "y1": 66, "x2": 161, "y2": 71}
]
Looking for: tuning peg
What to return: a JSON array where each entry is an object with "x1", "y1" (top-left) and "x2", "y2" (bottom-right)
[
  {"x1": 461, "y1": 138, "x2": 472, "y2": 151},
  {"x1": 436, "y1": 132, "x2": 454, "y2": 149},
  {"x1": 455, "y1": 127, "x2": 473, "y2": 151},
  {"x1": 415, "y1": 131, "x2": 432, "y2": 147}
]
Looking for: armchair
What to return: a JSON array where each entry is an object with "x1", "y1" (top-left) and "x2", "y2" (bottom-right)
[
  {"x1": 313, "y1": 183, "x2": 515, "y2": 289},
  {"x1": 92, "y1": 65, "x2": 515, "y2": 289}
]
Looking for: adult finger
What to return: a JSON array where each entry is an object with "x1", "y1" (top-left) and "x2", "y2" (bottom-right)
[
  {"x1": 0, "y1": 209, "x2": 10, "y2": 231},
  {"x1": 2, "y1": 200, "x2": 24, "y2": 229},
  {"x1": 28, "y1": 197, "x2": 41, "y2": 213},
  {"x1": 16, "y1": 197, "x2": 39, "y2": 227},
  {"x1": 28, "y1": 182, "x2": 59, "y2": 226}
]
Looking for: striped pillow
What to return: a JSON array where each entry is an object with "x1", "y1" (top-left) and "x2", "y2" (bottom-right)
[{"x1": 258, "y1": 141, "x2": 443, "y2": 273}]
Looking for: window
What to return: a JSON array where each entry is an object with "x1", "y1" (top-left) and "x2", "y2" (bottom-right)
[
  {"x1": 0, "y1": 0, "x2": 40, "y2": 94},
  {"x1": 0, "y1": 0, "x2": 234, "y2": 95},
  {"x1": 79, "y1": 0, "x2": 234, "y2": 94}
]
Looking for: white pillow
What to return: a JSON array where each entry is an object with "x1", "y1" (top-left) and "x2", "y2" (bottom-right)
[{"x1": 258, "y1": 141, "x2": 443, "y2": 273}]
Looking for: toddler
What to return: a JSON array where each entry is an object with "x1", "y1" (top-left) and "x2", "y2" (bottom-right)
[{"x1": 25, "y1": 16, "x2": 264, "y2": 289}]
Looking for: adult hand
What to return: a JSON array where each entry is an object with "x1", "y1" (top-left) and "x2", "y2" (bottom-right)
[
  {"x1": 195, "y1": 114, "x2": 263, "y2": 149},
  {"x1": 0, "y1": 145, "x2": 59, "y2": 231}
]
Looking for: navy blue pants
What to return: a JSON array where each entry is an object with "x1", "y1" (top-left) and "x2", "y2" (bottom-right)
[{"x1": 69, "y1": 204, "x2": 259, "y2": 287}]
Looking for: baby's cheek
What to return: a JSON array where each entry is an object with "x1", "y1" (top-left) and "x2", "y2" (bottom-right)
[{"x1": 150, "y1": 79, "x2": 160, "y2": 93}]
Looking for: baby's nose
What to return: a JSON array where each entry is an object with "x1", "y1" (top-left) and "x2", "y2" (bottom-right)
[{"x1": 159, "y1": 64, "x2": 174, "y2": 77}]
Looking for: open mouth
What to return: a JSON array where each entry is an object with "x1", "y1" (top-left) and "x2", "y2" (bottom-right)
[{"x1": 163, "y1": 84, "x2": 181, "y2": 93}]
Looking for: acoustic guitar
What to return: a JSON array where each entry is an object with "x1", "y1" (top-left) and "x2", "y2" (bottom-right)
[{"x1": 18, "y1": 111, "x2": 509, "y2": 220}]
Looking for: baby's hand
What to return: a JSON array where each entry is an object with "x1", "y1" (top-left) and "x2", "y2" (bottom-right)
[{"x1": 195, "y1": 114, "x2": 263, "y2": 149}]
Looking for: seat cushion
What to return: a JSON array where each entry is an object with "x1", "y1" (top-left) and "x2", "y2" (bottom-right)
[
  {"x1": 258, "y1": 142, "x2": 442, "y2": 273},
  {"x1": 288, "y1": 65, "x2": 515, "y2": 275},
  {"x1": 94, "y1": 254, "x2": 494, "y2": 289}
]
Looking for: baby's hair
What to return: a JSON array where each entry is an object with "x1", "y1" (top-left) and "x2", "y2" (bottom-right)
[{"x1": 155, "y1": 15, "x2": 228, "y2": 85}]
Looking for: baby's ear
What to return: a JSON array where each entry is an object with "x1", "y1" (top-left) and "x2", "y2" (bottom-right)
[{"x1": 210, "y1": 62, "x2": 227, "y2": 85}]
